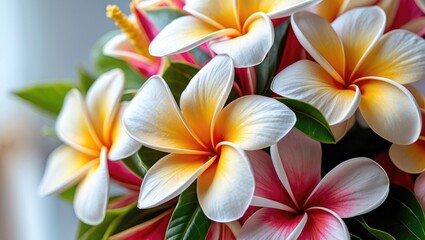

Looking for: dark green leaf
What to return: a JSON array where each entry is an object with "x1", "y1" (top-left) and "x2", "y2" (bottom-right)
[
  {"x1": 357, "y1": 217, "x2": 396, "y2": 240},
  {"x1": 277, "y1": 98, "x2": 336, "y2": 143},
  {"x1": 162, "y1": 61, "x2": 199, "y2": 102},
  {"x1": 165, "y1": 183, "x2": 211, "y2": 240},
  {"x1": 91, "y1": 31, "x2": 146, "y2": 89},
  {"x1": 122, "y1": 153, "x2": 147, "y2": 179},
  {"x1": 78, "y1": 67, "x2": 96, "y2": 93},
  {"x1": 145, "y1": 8, "x2": 185, "y2": 30},
  {"x1": 256, "y1": 20, "x2": 290, "y2": 95},
  {"x1": 139, "y1": 147, "x2": 168, "y2": 170},
  {"x1": 357, "y1": 185, "x2": 425, "y2": 240},
  {"x1": 14, "y1": 82, "x2": 75, "y2": 116}
]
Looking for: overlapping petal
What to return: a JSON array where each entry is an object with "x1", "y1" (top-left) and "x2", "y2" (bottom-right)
[
  {"x1": 291, "y1": 11, "x2": 345, "y2": 83},
  {"x1": 149, "y1": 16, "x2": 240, "y2": 57},
  {"x1": 74, "y1": 147, "x2": 110, "y2": 225},
  {"x1": 305, "y1": 158, "x2": 389, "y2": 218},
  {"x1": 271, "y1": 130, "x2": 322, "y2": 207},
  {"x1": 271, "y1": 60, "x2": 361, "y2": 125},
  {"x1": 86, "y1": 69, "x2": 124, "y2": 146},
  {"x1": 124, "y1": 76, "x2": 208, "y2": 154},
  {"x1": 180, "y1": 55, "x2": 234, "y2": 148},
  {"x1": 214, "y1": 95, "x2": 296, "y2": 150},
  {"x1": 198, "y1": 142, "x2": 254, "y2": 222},
  {"x1": 38, "y1": 145, "x2": 95, "y2": 196},
  {"x1": 239, "y1": 209, "x2": 307, "y2": 240},
  {"x1": 354, "y1": 30, "x2": 425, "y2": 84},
  {"x1": 389, "y1": 140, "x2": 425, "y2": 173},
  {"x1": 138, "y1": 154, "x2": 215, "y2": 209},
  {"x1": 331, "y1": 7, "x2": 386, "y2": 76},
  {"x1": 56, "y1": 89, "x2": 102, "y2": 156},
  {"x1": 209, "y1": 13, "x2": 274, "y2": 67},
  {"x1": 299, "y1": 208, "x2": 350, "y2": 240},
  {"x1": 108, "y1": 103, "x2": 142, "y2": 161},
  {"x1": 355, "y1": 77, "x2": 421, "y2": 145},
  {"x1": 310, "y1": 0, "x2": 346, "y2": 21},
  {"x1": 184, "y1": 0, "x2": 239, "y2": 29}
]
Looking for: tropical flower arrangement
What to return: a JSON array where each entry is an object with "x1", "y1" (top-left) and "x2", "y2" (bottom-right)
[{"x1": 14, "y1": 0, "x2": 425, "y2": 239}]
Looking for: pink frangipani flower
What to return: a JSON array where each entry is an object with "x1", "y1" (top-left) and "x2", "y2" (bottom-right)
[{"x1": 239, "y1": 130, "x2": 389, "y2": 239}]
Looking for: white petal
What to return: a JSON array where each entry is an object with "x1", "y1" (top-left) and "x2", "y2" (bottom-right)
[
  {"x1": 198, "y1": 142, "x2": 254, "y2": 222},
  {"x1": 355, "y1": 29, "x2": 425, "y2": 84},
  {"x1": 138, "y1": 154, "x2": 215, "y2": 209},
  {"x1": 272, "y1": 60, "x2": 361, "y2": 125},
  {"x1": 103, "y1": 33, "x2": 155, "y2": 65},
  {"x1": 149, "y1": 16, "x2": 240, "y2": 57},
  {"x1": 38, "y1": 145, "x2": 95, "y2": 196},
  {"x1": 74, "y1": 147, "x2": 110, "y2": 225},
  {"x1": 124, "y1": 75, "x2": 208, "y2": 154},
  {"x1": 214, "y1": 95, "x2": 296, "y2": 150},
  {"x1": 305, "y1": 158, "x2": 389, "y2": 218},
  {"x1": 355, "y1": 77, "x2": 422, "y2": 144},
  {"x1": 209, "y1": 12, "x2": 274, "y2": 67},
  {"x1": 108, "y1": 103, "x2": 142, "y2": 161},
  {"x1": 291, "y1": 11, "x2": 345, "y2": 83},
  {"x1": 180, "y1": 55, "x2": 234, "y2": 148},
  {"x1": 86, "y1": 69, "x2": 124, "y2": 145},
  {"x1": 56, "y1": 89, "x2": 101, "y2": 156},
  {"x1": 184, "y1": 0, "x2": 239, "y2": 29},
  {"x1": 331, "y1": 7, "x2": 386, "y2": 77}
]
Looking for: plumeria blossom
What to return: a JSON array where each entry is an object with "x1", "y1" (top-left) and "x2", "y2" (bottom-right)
[
  {"x1": 38, "y1": 69, "x2": 142, "y2": 225},
  {"x1": 149, "y1": 0, "x2": 321, "y2": 67},
  {"x1": 272, "y1": 7, "x2": 425, "y2": 144},
  {"x1": 124, "y1": 55, "x2": 296, "y2": 222},
  {"x1": 104, "y1": 4, "x2": 198, "y2": 77},
  {"x1": 389, "y1": 86, "x2": 425, "y2": 173},
  {"x1": 239, "y1": 130, "x2": 389, "y2": 239}
]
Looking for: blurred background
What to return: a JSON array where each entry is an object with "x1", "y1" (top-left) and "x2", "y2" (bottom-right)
[{"x1": 0, "y1": 0, "x2": 128, "y2": 239}]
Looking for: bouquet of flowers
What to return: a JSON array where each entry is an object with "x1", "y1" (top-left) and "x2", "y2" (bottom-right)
[{"x1": 15, "y1": 0, "x2": 425, "y2": 239}]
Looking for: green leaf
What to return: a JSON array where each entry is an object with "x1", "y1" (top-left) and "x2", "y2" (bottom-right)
[
  {"x1": 358, "y1": 185, "x2": 425, "y2": 240},
  {"x1": 77, "y1": 203, "x2": 136, "y2": 240},
  {"x1": 59, "y1": 184, "x2": 77, "y2": 202},
  {"x1": 122, "y1": 147, "x2": 167, "y2": 179},
  {"x1": 256, "y1": 20, "x2": 290, "y2": 95},
  {"x1": 277, "y1": 98, "x2": 336, "y2": 143},
  {"x1": 14, "y1": 82, "x2": 76, "y2": 116},
  {"x1": 162, "y1": 61, "x2": 199, "y2": 102},
  {"x1": 91, "y1": 31, "x2": 146, "y2": 89},
  {"x1": 165, "y1": 183, "x2": 211, "y2": 240},
  {"x1": 145, "y1": 8, "x2": 185, "y2": 30},
  {"x1": 78, "y1": 67, "x2": 96, "y2": 94},
  {"x1": 357, "y1": 217, "x2": 396, "y2": 240}
]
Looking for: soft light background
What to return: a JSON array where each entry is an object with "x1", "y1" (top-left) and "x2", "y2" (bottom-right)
[{"x1": 0, "y1": 1, "x2": 128, "y2": 239}]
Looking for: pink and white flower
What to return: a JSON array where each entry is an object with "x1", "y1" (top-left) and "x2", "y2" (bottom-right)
[{"x1": 239, "y1": 130, "x2": 389, "y2": 239}]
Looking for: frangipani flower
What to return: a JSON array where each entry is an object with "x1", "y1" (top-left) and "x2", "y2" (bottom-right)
[
  {"x1": 272, "y1": 7, "x2": 425, "y2": 144},
  {"x1": 389, "y1": 86, "x2": 425, "y2": 173},
  {"x1": 38, "y1": 69, "x2": 142, "y2": 225},
  {"x1": 105, "y1": 4, "x2": 197, "y2": 77},
  {"x1": 310, "y1": 0, "x2": 377, "y2": 22},
  {"x1": 124, "y1": 55, "x2": 296, "y2": 221},
  {"x1": 149, "y1": 0, "x2": 321, "y2": 67},
  {"x1": 239, "y1": 130, "x2": 390, "y2": 239}
]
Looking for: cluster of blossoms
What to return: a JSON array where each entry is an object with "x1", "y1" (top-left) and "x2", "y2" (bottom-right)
[{"x1": 25, "y1": 0, "x2": 425, "y2": 239}]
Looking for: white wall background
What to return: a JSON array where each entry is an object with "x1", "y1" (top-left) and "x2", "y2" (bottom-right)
[{"x1": 0, "y1": 1, "x2": 128, "y2": 239}]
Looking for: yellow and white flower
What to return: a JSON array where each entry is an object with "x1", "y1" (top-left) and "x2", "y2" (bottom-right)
[
  {"x1": 149, "y1": 0, "x2": 321, "y2": 67},
  {"x1": 38, "y1": 69, "x2": 142, "y2": 225},
  {"x1": 124, "y1": 55, "x2": 296, "y2": 222},
  {"x1": 272, "y1": 7, "x2": 425, "y2": 144}
]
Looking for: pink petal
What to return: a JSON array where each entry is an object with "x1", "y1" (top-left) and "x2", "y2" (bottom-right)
[
  {"x1": 206, "y1": 222, "x2": 239, "y2": 240},
  {"x1": 239, "y1": 208, "x2": 307, "y2": 240},
  {"x1": 299, "y1": 207, "x2": 350, "y2": 240},
  {"x1": 247, "y1": 150, "x2": 296, "y2": 210},
  {"x1": 107, "y1": 160, "x2": 142, "y2": 190},
  {"x1": 415, "y1": 172, "x2": 425, "y2": 211},
  {"x1": 271, "y1": 129, "x2": 322, "y2": 208},
  {"x1": 305, "y1": 158, "x2": 389, "y2": 218}
]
